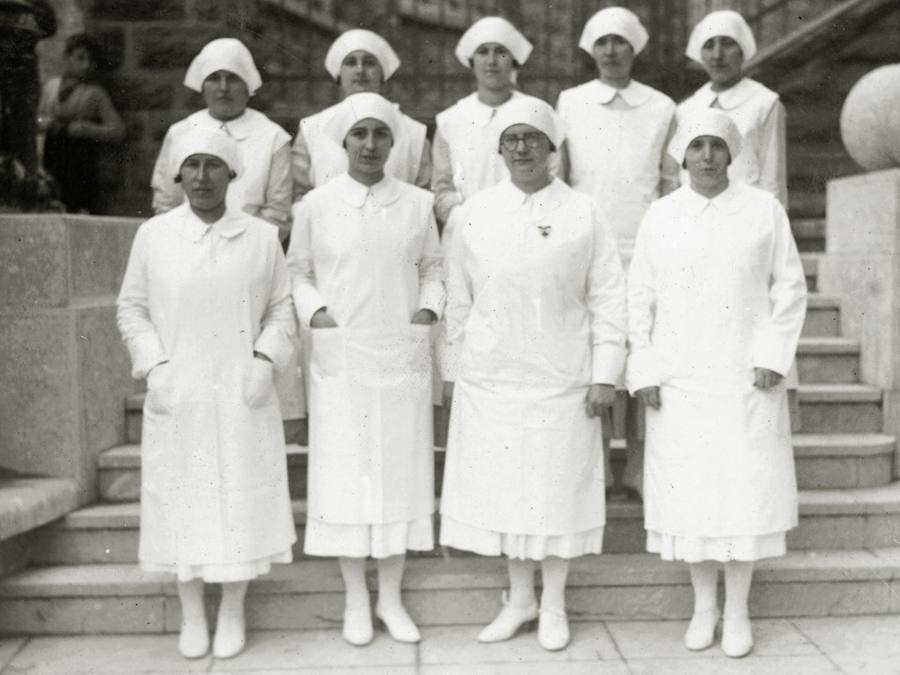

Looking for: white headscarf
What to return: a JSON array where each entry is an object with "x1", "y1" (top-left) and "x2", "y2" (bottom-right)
[
  {"x1": 183, "y1": 38, "x2": 262, "y2": 95},
  {"x1": 495, "y1": 97, "x2": 566, "y2": 150},
  {"x1": 686, "y1": 10, "x2": 757, "y2": 63},
  {"x1": 171, "y1": 128, "x2": 243, "y2": 180},
  {"x1": 669, "y1": 108, "x2": 742, "y2": 164},
  {"x1": 455, "y1": 16, "x2": 533, "y2": 68},
  {"x1": 324, "y1": 29, "x2": 401, "y2": 81},
  {"x1": 579, "y1": 7, "x2": 649, "y2": 55},
  {"x1": 322, "y1": 92, "x2": 400, "y2": 147}
]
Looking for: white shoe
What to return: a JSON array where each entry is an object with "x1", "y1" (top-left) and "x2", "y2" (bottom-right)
[
  {"x1": 477, "y1": 593, "x2": 538, "y2": 643},
  {"x1": 721, "y1": 614, "x2": 753, "y2": 658},
  {"x1": 178, "y1": 618, "x2": 210, "y2": 659},
  {"x1": 343, "y1": 604, "x2": 374, "y2": 646},
  {"x1": 684, "y1": 608, "x2": 720, "y2": 651},
  {"x1": 375, "y1": 603, "x2": 421, "y2": 643},
  {"x1": 212, "y1": 613, "x2": 246, "y2": 659},
  {"x1": 537, "y1": 607, "x2": 570, "y2": 651}
]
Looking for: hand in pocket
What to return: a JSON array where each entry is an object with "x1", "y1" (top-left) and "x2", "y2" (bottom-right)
[
  {"x1": 243, "y1": 358, "x2": 275, "y2": 408},
  {"x1": 146, "y1": 362, "x2": 174, "y2": 415}
]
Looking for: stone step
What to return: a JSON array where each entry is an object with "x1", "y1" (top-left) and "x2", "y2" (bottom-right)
[
  {"x1": 3, "y1": 548, "x2": 899, "y2": 634},
  {"x1": 796, "y1": 336, "x2": 859, "y2": 383},
  {"x1": 32, "y1": 480, "x2": 900, "y2": 565},
  {"x1": 797, "y1": 384, "x2": 883, "y2": 433},
  {"x1": 97, "y1": 432, "x2": 896, "y2": 505},
  {"x1": 803, "y1": 294, "x2": 841, "y2": 338},
  {"x1": 792, "y1": 217, "x2": 826, "y2": 252},
  {"x1": 801, "y1": 252, "x2": 819, "y2": 292}
]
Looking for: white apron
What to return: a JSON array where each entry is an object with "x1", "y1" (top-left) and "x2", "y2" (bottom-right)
[
  {"x1": 627, "y1": 184, "x2": 807, "y2": 540},
  {"x1": 308, "y1": 326, "x2": 433, "y2": 523},
  {"x1": 117, "y1": 205, "x2": 296, "y2": 573},
  {"x1": 288, "y1": 174, "x2": 446, "y2": 528},
  {"x1": 441, "y1": 179, "x2": 627, "y2": 537}
]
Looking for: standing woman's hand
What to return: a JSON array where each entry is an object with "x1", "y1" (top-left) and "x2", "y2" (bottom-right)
[
  {"x1": 310, "y1": 308, "x2": 338, "y2": 329},
  {"x1": 753, "y1": 367, "x2": 783, "y2": 389},
  {"x1": 585, "y1": 383, "x2": 616, "y2": 418},
  {"x1": 636, "y1": 386, "x2": 661, "y2": 410},
  {"x1": 411, "y1": 309, "x2": 437, "y2": 325}
]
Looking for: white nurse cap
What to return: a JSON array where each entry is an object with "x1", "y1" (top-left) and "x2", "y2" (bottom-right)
[
  {"x1": 454, "y1": 16, "x2": 533, "y2": 68},
  {"x1": 669, "y1": 108, "x2": 743, "y2": 164},
  {"x1": 322, "y1": 92, "x2": 400, "y2": 146},
  {"x1": 324, "y1": 29, "x2": 401, "y2": 81},
  {"x1": 685, "y1": 10, "x2": 757, "y2": 63},
  {"x1": 495, "y1": 96, "x2": 566, "y2": 149},
  {"x1": 171, "y1": 128, "x2": 243, "y2": 180},
  {"x1": 579, "y1": 7, "x2": 649, "y2": 55},
  {"x1": 183, "y1": 38, "x2": 262, "y2": 95}
]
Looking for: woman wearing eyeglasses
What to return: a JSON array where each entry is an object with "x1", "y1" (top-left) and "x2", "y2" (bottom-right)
[{"x1": 440, "y1": 97, "x2": 626, "y2": 651}]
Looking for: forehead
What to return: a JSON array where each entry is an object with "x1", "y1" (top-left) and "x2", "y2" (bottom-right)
[
  {"x1": 502, "y1": 123, "x2": 541, "y2": 136},
  {"x1": 349, "y1": 117, "x2": 391, "y2": 131},
  {"x1": 343, "y1": 49, "x2": 378, "y2": 62}
]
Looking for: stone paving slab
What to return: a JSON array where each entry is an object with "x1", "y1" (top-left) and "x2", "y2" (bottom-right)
[
  {"x1": 625, "y1": 655, "x2": 843, "y2": 674},
  {"x1": 0, "y1": 638, "x2": 24, "y2": 670}
]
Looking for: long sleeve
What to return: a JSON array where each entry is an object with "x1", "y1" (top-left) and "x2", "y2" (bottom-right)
[
  {"x1": 285, "y1": 201, "x2": 327, "y2": 326},
  {"x1": 417, "y1": 206, "x2": 446, "y2": 318},
  {"x1": 431, "y1": 128, "x2": 462, "y2": 226},
  {"x1": 253, "y1": 241, "x2": 297, "y2": 369},
  {"x1": 751, "y1": 201, "x2": 807, "y2": 376},
  {"x1": 151, "y1": 128, "x2": 182, "y2": 215},
  {"x1": 116, "y1": 228, "x2": 167, "y2": 379},
  {"x1": 290, "y1": 125, "x2": 314, "y2": 203},
  {"x1": 625, "y1": 209, "x2": 661, "y2": 394},
  {"x1": 414, "y1": 138, "x2": 433, "y2": 189},
  {"x1": 259, "y1": 141, "x2": 292, "y2": 239},
  {"x1": 587, "y1": 207, "x2": 628, "y2": 384},
  {"x1": 440, "y1": 209, "x2": 473, "y2": 382},
  {"x1": 757, "y1": 100, "x2": 788, "y2": 208}
]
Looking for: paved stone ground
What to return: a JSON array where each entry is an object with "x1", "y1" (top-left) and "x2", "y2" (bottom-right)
[{"x1": 1, "y1": 615, "x2": 899, "y2": 674}]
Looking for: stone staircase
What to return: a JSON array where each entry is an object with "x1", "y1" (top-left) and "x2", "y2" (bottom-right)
[{"x1": 2, "y1": 221, "x2": 900, "y2": 635}]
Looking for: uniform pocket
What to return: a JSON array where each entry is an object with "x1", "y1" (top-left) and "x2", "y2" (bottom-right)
[
  {"x1": 145, "y1": 362, "x2": 174, "y2": 415},
  {"x1": 242, "y1": 358, "x2": 275, "y2": 408},
  {"x1": 310, "y1": 327, "x2": 345, "y2": 378}
]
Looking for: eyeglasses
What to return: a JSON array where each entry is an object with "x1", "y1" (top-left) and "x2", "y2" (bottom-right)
[{"x1": 499, "y1": 132, "x2": 545, "y2": 151}]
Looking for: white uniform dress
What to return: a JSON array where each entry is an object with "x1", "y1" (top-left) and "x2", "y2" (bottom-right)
[
  {"x1": 557, "y1": 79, "x2": 677, "y2": 267},
  {"x1": 291, "y1": 102, "x2": 429, "y2": 201},
  {"x1": 432, "y1": 91, "x2": 557, "y2": 225},
  {"x1": 675, "y1": 78, "x2": 787, "y2": 208},
  {"x1": 440, "y1": 178, "x2": 627, "y2": 560},
  {"x1": 627, "y1": 183, "x2": 807, "y2": 562},
  {"x1": 117, "y1": 204, "x2": 297, "y2": 582},
  {"x1": 288, "y1": 174, "x2": 445, "y2": 558}
]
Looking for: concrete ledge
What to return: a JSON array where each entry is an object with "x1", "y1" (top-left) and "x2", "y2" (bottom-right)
[{"x1": 0, "y1": 477, "x2": 79, "y2": 541}]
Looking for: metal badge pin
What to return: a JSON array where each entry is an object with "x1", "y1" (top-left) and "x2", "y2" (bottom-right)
[{"x1": 538, "y1": 225, "x2": 552, "y2": 238}]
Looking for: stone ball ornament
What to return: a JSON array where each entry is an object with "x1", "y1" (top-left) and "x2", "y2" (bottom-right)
[{"x1": 840, "y1": 64, "x2": 900, "y2": 171}]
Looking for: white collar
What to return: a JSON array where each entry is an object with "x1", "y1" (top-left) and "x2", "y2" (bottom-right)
[
  {"x1": 494, "y1": 177, "x2": 567, "y2": 214},
  {"x1": 333, "y1": 173, "x2": 401, "y2": 208},
  {"x1": 693, "y1": 78, "x2": 756, "y2": 110},
  {"x1": 458, "y1": 90, "x2": 526, "y2": 127},
  {"x1": 175, "y1": 202, "x2": 247, "y2": 241},
  {"x1": 199, "y1": 108, "x2": 265, "y2": 140},
  {"x1": 588, "y1": 79, "x2": 653, "y2": 107},
  {"x1": 678, "y1": 182, "x2": 746, "y2": 217}
]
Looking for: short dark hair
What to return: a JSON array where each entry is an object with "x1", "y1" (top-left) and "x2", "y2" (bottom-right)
[{"x1": 64, "y1": 33, "x2": 104, "y2": 67}]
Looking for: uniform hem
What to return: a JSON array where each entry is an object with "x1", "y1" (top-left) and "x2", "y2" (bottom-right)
[
  {"x1": 646, "y1": 530, "x2": 787, "y2": 563},
  {"x1": 141, "y1": 549, "x2": 293, "y2": 583},
  {"x1": 439, "y1": 515, "x2": 604, "y2": 560},
  {"x1": 304, "y1": 516, "x2": 434, "y2": 558}
]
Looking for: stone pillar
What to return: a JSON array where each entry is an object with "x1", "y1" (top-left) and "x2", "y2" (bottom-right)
[
  {"x1": 0, "y1": 214, "x2": 142, "y2": 504},
  {"x1": 818, "y1": 168, "x2": 900, "y2": 477}
]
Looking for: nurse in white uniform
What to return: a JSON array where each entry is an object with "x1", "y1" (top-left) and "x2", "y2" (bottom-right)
[
  {"x1": 287, "y1": 93, "x2": 445, "y2": 647},
  {"x1": 628, "y1": 109, "x2": 806, "y2": 658},
  {"x1": 291, "y1": 29, "x2": 430, "y2": 201},
  {"x1": 432, "y1": 16, "x2": 549, "y2": 227},
  {"x1": 556, "y1": 6, "x2": 677, "y2": 499},
  {"x1": 441, "y1": 98, "x2": 626, "y2": 651},
  {"x1": 675, "y1": 10, "x2": 788, "y2": 207},
  {"x1": 118, "y1": 129, "x2": 296, "y2": 661}
]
